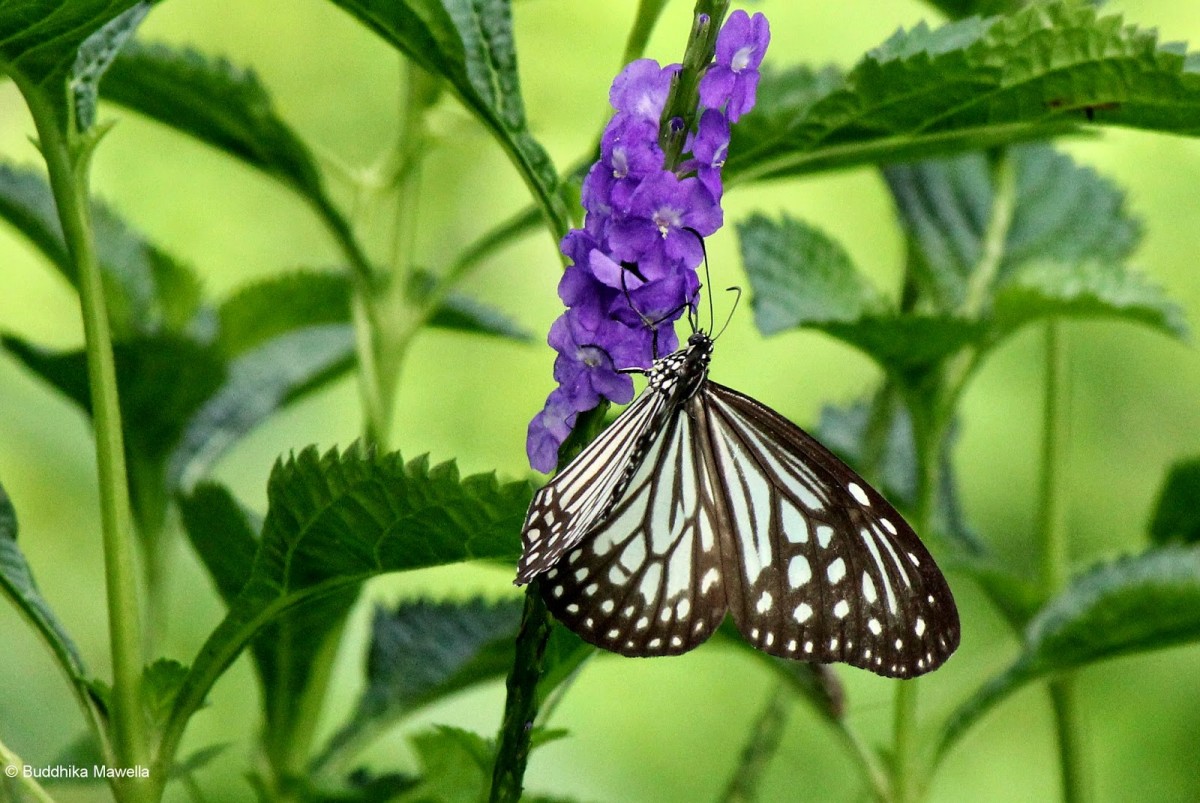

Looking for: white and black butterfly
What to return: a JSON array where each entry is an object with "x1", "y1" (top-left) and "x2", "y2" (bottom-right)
[{"x1": 516, "y1": 330, "x2": 959, "y2": 678}]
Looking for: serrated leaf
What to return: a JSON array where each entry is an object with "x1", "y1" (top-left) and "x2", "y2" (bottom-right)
[
  {"x1": 992, "y1": 258, "x2": 1189, "y2": 340},
  {"x1": 883, "y1": 144, "x2": 1143, "y2": 310},
  {"x1": 939, "y1": 545, "x2": 1200, "y2": 759},
  {"x1": 736, "y1": 213, "x2": 880, "y2": 336},
  {"x1": 727, "y1": 3, "x2": 1200, "y2": 182},
  {"x1": 168, "y1": 446, "x2": 532, "y2": 755},
  {"x1": 1149, "y1": 458, "x2": 1200, "y2": 546},
  {"x1": 101, "y1": 41, "x2": 332, "y2": 210},
  {"x1": 329, "y1": 0, "x2": 566, "y2": 235},
  {"x1": 0, "y1": 0, "x2": 145, "y2": 127},
  {"x1": 0, "y1": 163, "x2": 204, "y2": 339},
  {"x1": 0, "y1": 482, "x2": 105, "y2": 748}
]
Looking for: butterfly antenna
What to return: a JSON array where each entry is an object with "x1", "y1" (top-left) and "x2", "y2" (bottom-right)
[{"x1": 712, "y1": 286, "x2": 741, "y2": 342}]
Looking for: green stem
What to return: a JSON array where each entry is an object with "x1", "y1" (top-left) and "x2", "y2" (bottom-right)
[
  {"x1": 719, "y1": 683, "x2": 790, "y2": 803},
  {"x1": 488, "y1": 583, "x2": 554, "y2": 803},
  {"x1": 1039, "y1": 321, "x2": 1089, "y2": 803},
  {"x1": 659, "y1": 0, "x2": 730, "y2": 167},
  {"x1": 961, "y1": 151, "x2": 1016, "y2": 318},
  {"x1": 25, "y1": 94, "x2": 150, "y2": 800},
  {"x1": 0, "y1": 735, "x2": 56, "y2": 803},
  {"x1": 891, "y1": 385, "x2": 944, "y2": 803}
]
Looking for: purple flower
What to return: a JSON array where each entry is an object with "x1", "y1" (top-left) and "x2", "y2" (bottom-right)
[
  {"x1": 526, "y1": 11, "x2": 770, "y2": 472},
  {"x1": 699, "y1": 10, "x2": 770, "y2": 122}
]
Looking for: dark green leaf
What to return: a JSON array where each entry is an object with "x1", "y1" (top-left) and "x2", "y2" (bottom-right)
[
  {"x1": 328, "y1": 0, "x2": 566, "y2": 235},
  {"x1": 1149, "y1": 458, "x2": 1200, "y2": 546},
  {"x1": 992, "y1": 259, "x2": 1189, "y2": 341},
  {"x1": 727, "y1": 3, "x2": 1200, "y2": 182},
  {"x1": 0, "y1": 0, "x2": 146, "y2": 127},
  {"x1": 401, "y1": 725, "x2": 493, "y2": 803},
  {"x1": 884, "y1": 144, "x2": 1143, "y2": 310},
  {"x1": 0, "y1": 163, "x2": 204, "y2": 339},
  {"x1": 0, "y1": 482, "x2": 96, "y2": 718},
  {"x1": 736, "y1": 213, "x2": 880, "y2": 336},
  {"x1": 939, "y1": 545, "x2": 1200, "y2": 759},
  {"x1": 101, "y1": 41, "x2": 330, "y2": 207},
  {"x1": 169, "y1": 446, "x2": 532, "y2": 752},
  {"x1": 922, "y1": 0, "x2": 1024, "y2": 21}
]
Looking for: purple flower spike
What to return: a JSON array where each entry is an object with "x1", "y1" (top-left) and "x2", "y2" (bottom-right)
[
  {"x1": 699, "y1": 10, "x2": 770, "y2": 121},
  {"x1": 526, "y1": 9, "x2": 771, "y2": 471}
]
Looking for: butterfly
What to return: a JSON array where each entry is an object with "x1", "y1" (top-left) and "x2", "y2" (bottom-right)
[{"x1": 515, "y1": 329, "x2": 959, "y2": 678}]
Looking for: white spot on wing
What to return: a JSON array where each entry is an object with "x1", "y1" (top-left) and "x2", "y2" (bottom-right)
[
  {"x1": 827, "y1": 558, "x2": 846, "y2": 585},
  {"x1": 834, "y1": 599, "x2": 850, "y2": 619},
  {"x1": 756, "y1": 591, "x2": 773, "y2": 613},
  {"x1": 848, "y1": 481, "x2": 870, "y2": 506},
  {"x1": 701, "y1": 567, "x2": 720, "y2": 593},
  {"x1": 793, "y1": 603, "x2": 813, "y2": 623},
  {"x1": 816, "y1": 525, "x2": 834, "y2": 548},
  {"x1": 788, "y1": 555, "x2": 811, "y2": 588}
]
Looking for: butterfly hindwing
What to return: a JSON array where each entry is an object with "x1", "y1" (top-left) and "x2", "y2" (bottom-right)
[
  {"x1": 700, "y1": 381, "x2": 960, "y2": 678},
  {"x1": 540, "y1": 404, "x2": 728, "y2": 656}
]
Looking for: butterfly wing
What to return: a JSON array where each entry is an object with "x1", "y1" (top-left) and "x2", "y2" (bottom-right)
[
  {"x1": 700, "y1": 381, "x2": 960, "y2": 678},
  {"x1": 539, "y1": 401, "x2": 729, "y2": 656},
  {"x1": 516, "y1": 388, "x2": 667, "y2": 584}
]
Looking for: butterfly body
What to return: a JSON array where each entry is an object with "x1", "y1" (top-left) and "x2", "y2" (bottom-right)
[{"x1": 518, "y1": 332, "x2": 959, "y2": 678}]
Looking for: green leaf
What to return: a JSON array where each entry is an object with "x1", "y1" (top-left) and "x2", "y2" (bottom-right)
[
  {"x1": 736, "y1": 213, "x2": 880, "y2": 336},
  {"x1": 170, "y1": 743, "x2": 230, "y2": 780},
  {"x1": 938, "y1": 545, "x2": 1200, "y2": 760},
  {"x1": 166, "y1": 446, "x2": 532, "y2": 761},
  {"x1": 0, "y1": 0, "x2": 146, "y2": 127},
  {"x1": 735, "y1": 213, "x2": 985, "y2": 370},
  {"x1": 0, "y1": 163, "x2": 203, "y2": 339},
  {"x1": 992, "y1": 258, "x2": 1189, "y2": 341},
  {"x1": 177, "y1": 481, "x2": 357, "y2": 772},
  {"x1": 817, "y1": 315, "x2": 984, "y2": 374},
  {"x1": 727, "y1": 3, "x2": 1200, "y2": 182},
  {"x1": 884, "y1": 144, "x2": 1143, "y2": 309},
  {"x1": 217, "y1": 272, "x2": 353, "y2": 358},
  {"x1": 101, "y1": 40, "x2": 331, "y2": 209},
  {"x1": 1149, "y1": 458, "x2": 1200, "y2": 546},
  {"x1": 0, "y1": 482, "x2": 102, "y2": 738},
  {"x1": 328, "y1": 0, "x2": 567, "y2": 236},
  {"x1": 403, "y1": 725, "x2": 493, "y2": 803}
]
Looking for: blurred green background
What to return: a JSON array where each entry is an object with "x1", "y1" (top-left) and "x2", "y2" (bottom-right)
[{"x1": 2, "y1": 1, "x2": 1199, "y2": 800}]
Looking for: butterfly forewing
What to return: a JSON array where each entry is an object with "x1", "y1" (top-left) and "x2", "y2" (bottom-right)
[
  {"x1": 540, "y1": 405, "x2": 728, "y2": 655},
  {"x1": 517, "y1": 389, "x2": 666, "y2": 584},
  {"x1": 701, "y1": 382, "x2": 960, "y2": 677}
]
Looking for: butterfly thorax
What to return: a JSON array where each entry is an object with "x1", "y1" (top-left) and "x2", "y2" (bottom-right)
[{"x1": 647, "y1": 331, "x2": 713, "y2": 403}]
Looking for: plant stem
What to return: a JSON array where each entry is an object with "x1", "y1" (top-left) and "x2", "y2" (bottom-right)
[
  {"x1": 961, "y1": 151, "x2": 1016, "y2": 318},
  {"x1": 489, "y1": 583, "x2": 555, "y2": 803},
  {"x1": 1038, "y1": 321, "x2": 1089, "y2": 803},
  {"x1": 719, "y1": 682, "x2": 790, "y2": 803},
  {"x1": 24, "y1": 92, "x2": 151, "y2": 799},
  {"x1": 0, "y1": 735, "x2": 56, "y2": 803}
]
